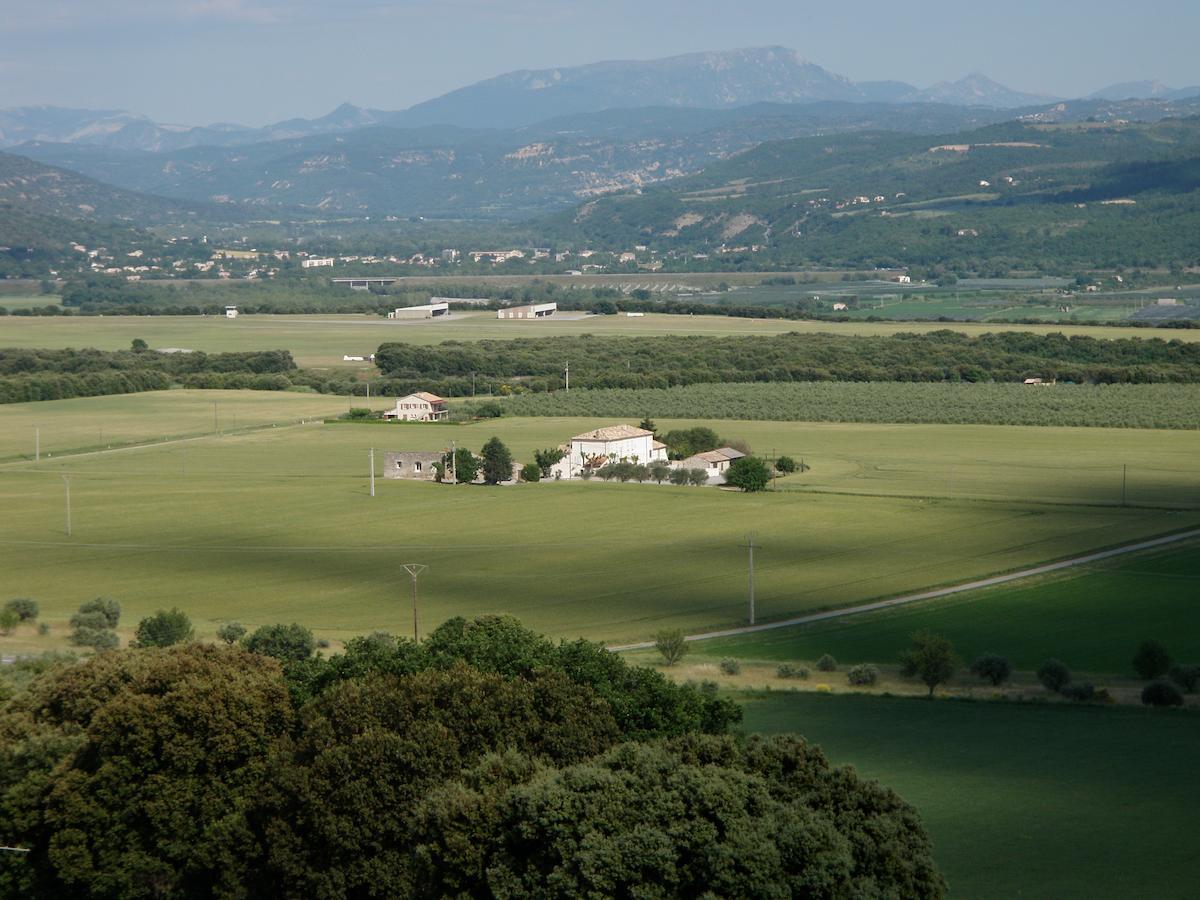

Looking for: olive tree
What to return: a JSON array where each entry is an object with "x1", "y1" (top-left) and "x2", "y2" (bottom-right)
[{"x1": 899, "y1": 631, "x2": 961, "y2": 697}]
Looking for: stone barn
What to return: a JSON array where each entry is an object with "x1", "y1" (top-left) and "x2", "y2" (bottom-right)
[{"x1": 384, "y1": 451, "x2": 443, "y2": 481}]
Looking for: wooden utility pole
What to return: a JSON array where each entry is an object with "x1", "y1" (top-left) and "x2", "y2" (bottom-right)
[{"x1": 745, "y1": 533, "x2": 757, "y2": 625}]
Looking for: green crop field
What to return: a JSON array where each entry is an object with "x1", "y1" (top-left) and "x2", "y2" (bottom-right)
[
  {"x1": 489, "y1": 382, "x2": 1200, "y2": 430},
  {"x1": 742, "y1": 692, "x2": 1200, "y2": 899},
  {"x1": 1, "y1": 396, "x2": 1197, "y2": 648},
  {"x1": 0, "y1": 390, "x2": 393, "y2": 461},
  {"x1": 675, "y1": 540, "x2": 1200, "y2": 675},
  {"x1": 4, "y1": 312, "x2": 1199, "y2": 370}
]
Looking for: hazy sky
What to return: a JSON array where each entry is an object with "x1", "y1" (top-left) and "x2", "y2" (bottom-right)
[{"x1": 1, "y1": 0, "x2": 1197, "y2": 125}]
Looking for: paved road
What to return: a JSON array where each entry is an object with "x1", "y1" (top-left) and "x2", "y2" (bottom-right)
[{"x1": 609, "y1": 528, "x2": 1200, "y2": 652}]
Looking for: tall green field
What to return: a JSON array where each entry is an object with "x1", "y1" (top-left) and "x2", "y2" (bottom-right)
[
  {"x1": 682, "y1": 541, "x2": 1200, "y2": 674},
  {"x1": 0, "y1": 403, "x2": 1197, "y2": 646},
  {"x1": 4, "y1": 312, "x2": 1198, "y2": 369},
  {"x1": 743, "y1": 692, "x2": 1200, "y2": 899}
]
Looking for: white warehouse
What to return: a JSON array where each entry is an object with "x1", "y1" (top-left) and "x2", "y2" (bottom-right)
[
  {"x1": 497, "y1": 302, "x2": 556, "y2": 319},
  {"x1": 389, "y1": 302, "x2": 450, "y2": 319}
]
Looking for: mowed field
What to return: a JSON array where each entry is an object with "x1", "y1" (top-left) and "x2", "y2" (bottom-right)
[
  {"x1": 5, "y1": 312, "x2": 1199, "y2": 369},
  {"x1": 673, "y1": 540, "x2": 1200, "y2": 674},
  {"x1": 743, "y1": 692, "x2": 1199, "y2": 899},
  {"x1": 0, "y1": 389, "x2": 393, "y2": 461},
  {"x1": 1, "y1": 394, "x2": 1197, "y2": 647}
]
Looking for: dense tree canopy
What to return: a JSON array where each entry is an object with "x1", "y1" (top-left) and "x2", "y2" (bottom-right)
[{"x1": 0, "y1": 616, "x2": 944, "y2": 898}]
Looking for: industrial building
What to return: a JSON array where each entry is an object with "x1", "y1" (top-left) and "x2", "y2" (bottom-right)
[
  {"x1": 497, "y1": 302, "x2": 556, "y2": 319},
  {"x1": 389, "y1": 302, "x2": 450, "y2": 319}
]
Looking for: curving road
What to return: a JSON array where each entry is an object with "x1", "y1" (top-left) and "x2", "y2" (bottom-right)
[{"x1": 608, "y1": 528, "x2": 1200, "y2": 652}]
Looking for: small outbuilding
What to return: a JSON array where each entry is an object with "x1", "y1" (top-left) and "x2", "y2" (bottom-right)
[
  {"x1": 224, "y1": 306, "x2": 239, "y2": 318},
  {"x1": 679, "y1": 447, "x2": 746, "y2": 476}
]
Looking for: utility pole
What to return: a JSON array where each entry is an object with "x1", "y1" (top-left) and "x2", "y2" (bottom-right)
[
  {"x1": 401, "y1": 563, "x2": 427, "y2": 641},
  {"x1": 62, "y1": 474, "x2": 72, "y2": 537},
  {"x1": 450, "y1": 440, "x2": 456, "y2": 485},
  {"x1": 772, "y1": 447, "x2": 777, "y2": 490},
  {"x1": 369, "y1": 447, "x2": 376, "y2": 497},
  {"x1": 565, "y1": 360, "x2": 570, "y2": 392},
  {"x1": 471, "y1": 372, "x2": 476, "y2": 396},
  {"x1": 745, "y1": 532, "x2": 756, "y2": 625}
]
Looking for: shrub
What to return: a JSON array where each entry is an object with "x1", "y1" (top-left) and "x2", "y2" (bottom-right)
[
  {"x1": 774, "y1": 455, "x2": 797, "y2": 474},
  {"x1": 1141, "y1": 681, "x2": 1184, "y2": 707},
  {"x1": 1037, "y1": 659, "x2": 1071, "y2": 693},
  {"x1": 341, "y1": 407, "x2": 377, "y2": 421},
  {"x1": 77, "y1": 597, "x2": 120, "y2": 629},
  {"x1": 243, "y1": 622, "x2": 316, "y2": 663},
  {"x1": 134, "y1": 608, "x2": 194, "y2": 648},
  {"x1": 719, "y1": 658, "x2": 741, "y2": 676},
  {"x1": 71, "y1": 627, "x2": 120, "y2": 651},
  {"x1": 969, "y1": 653, "x2": 1012, "y2": 686},
  {"x1": 654, "y1": 629, "x2": 688, "y2": 666},
  {"x1": 471, "y1": 400, "x2": 504, "y2": 418},
  {"x1": 37, "y1": 622, "x2": 50, "y2": 636},
  {"x1": 316, "y1": 638, "x2": 331, "y2": 649},
  {"x1": 669, "y1": 467, "x2": 690, "y2": 486},
  {"x1": 5, "y1": 597, "x2": 39, "y2": 621},
  {"x1": 724, "y1": 457, "x2": 771, "y2": 492},
  {"x1": 1132, "y1": 640, "x2": 1172, "y2": 680},
  {"x1": 816, "y1": 654, "x2": 837, "y2": 672},
  {"x1": 847, "y1": 664, "x2": 880, "y2": 686},
  {"x1": 1168, "y1": 664, "x2": 1200, "y2": 694},
  {"x1": 520, "y1": 462, "x2": 541, "y2": 482},
  {"x1": 1060, "y1": 682, "x2": 1097, "y2": 702},
  {"x1": 688, "y1": 468, "x2": 709, "y2": 486},
  {"x1": 0, "y1": 607, "x2": 19, "y2": 635},
  {"x1": 217, "y1": 622, "x2": 247, "y2": 644},
  {"x1": 776, "y1": 663, "x2": 809, "y2": 679}
]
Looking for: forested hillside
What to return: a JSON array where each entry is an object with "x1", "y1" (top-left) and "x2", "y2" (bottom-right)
[{"x1": 551, "y1": 118, "x2": 1200, "y2": 270}]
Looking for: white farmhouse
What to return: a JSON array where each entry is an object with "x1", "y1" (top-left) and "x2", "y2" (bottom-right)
[
  {"x1": 568, "y1": 424, "x2": 667, "y2": 473},
  {"x1": 383, "y1": 392, "x2": 449, "y2": 421}
]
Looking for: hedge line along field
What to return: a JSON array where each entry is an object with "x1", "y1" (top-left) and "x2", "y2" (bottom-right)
[
  {"x1": 483, "y1": 381, "x2": 1200, "y2": 429},
  {"x1": 742, "y1": 692, "x2": 1200, "y2": 899},
  {"x1": 675, "y1": 540, "x2": 1200, "y2": 674},
  {"x1": 1, "y1": 407, "x2": 1198, "y2": 647},
  {"x1": 0, "y1": 390, "x2": 394, "y2": 461},
  {"x1": 5, "y1": 312, "x2": 1200, "y2": 369}
]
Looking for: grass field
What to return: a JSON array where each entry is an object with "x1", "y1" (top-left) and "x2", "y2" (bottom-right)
[
  {"x1": 0, "y1": 390, "x2": 393, "y2": 461},
  {"x1": 4, "y1": 312, "x2": 1199, "y2": 369},
  {"x1": 742, "y1": 692, "x2": 1199, "y2": 899},
  {"x1": 1, "y1": 397, "x2": 1197, "y2": 648},
  {"x1": 666, "y1": 540, "x2": 1200, "y2": 675}
]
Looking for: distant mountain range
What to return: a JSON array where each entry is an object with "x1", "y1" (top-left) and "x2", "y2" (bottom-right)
[
  {"x1": 9, "y1": 45, "x2": 1183, "y2": 155},
  {"x1": 1, "y1": 46, "x2": 1197, "y2": 226}
]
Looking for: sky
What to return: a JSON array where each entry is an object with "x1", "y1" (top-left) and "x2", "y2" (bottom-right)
[{"x1": 1, "y1": 0, "x2": 1198, "y2": 125}]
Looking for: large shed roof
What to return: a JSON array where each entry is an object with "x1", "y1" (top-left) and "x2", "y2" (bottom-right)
[{"x1": 571, "y1": 424, "x2": 653, "y2": 442}]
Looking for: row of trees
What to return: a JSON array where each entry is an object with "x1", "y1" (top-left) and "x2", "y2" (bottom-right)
[
  {"x1": 376, "y1": 330, "x2": 1200, "y2": 393},
  {"x1": 0, "y1": 615, "x2": 946, "y2": 897}
]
